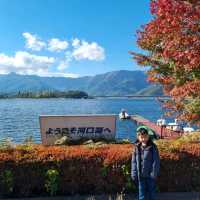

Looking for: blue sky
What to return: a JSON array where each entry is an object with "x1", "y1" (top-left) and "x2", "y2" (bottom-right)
[{"x1": 0, "y1": 0, "x2": 152, "y2": 77}]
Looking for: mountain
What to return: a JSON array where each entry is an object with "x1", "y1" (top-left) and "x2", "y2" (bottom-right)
[
  {"x1": 0, "y1": 70, "x2": 163, "y2": 96},
  {"x1": 135, "y1": 84, "x2": 163, "y2": 96}
]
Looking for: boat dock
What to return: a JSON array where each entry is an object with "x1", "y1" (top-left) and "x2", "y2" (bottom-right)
[{"x1": 131, "y1": 115, "x2": 184, "y2": 139}]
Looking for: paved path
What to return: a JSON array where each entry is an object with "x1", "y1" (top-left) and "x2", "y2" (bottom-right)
[{"x1": 1, "y1": 193, "x2": 200, "y2": 200}]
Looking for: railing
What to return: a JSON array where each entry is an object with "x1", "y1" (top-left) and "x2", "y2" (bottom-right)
[{"x1": 131, "y1": 115, "x2": 184, "y2": 139}]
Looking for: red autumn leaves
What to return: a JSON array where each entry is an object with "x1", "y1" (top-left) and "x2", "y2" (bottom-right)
[
  {"x1": 1, "y1": 143, "x2": 200, "y2": 195},
  {"x1": 131, "y1": 0, "x2": 200, "y2": 124}
]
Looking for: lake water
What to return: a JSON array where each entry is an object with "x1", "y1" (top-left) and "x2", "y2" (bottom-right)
[{"x1": 0, "y1": 98, "x2": 164, "y2": 143}]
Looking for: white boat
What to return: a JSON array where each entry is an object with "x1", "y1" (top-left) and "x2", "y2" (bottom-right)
[
  {"x1": 183, "y1": 123, "x2": 195, "y2": 133},
  {"x1": 157, "y1": 117, "x2": 182, "y2": 131},
  {"x1": 157, "y1": 117, "x2": 195, "y2": 133},
  {"x1": 166, "y1": 118, "x2": 182, "y2": 131},
  {"x1": 119, "y1": 109, "x2": 130, "y2": 120},
  {"x1": 166, "y1": 122, "x2": 182, "y2": 131},
  {"x1": 183, "y1": 127, "x2": 195, "y2": 133}
]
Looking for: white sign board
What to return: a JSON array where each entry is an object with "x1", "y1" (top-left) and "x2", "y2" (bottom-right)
[{"x1": 39, "y1": 115, "x2": 116, "y2": 145}]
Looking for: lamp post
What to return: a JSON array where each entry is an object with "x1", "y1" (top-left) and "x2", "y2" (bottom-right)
[{"x1": 160, "y1": 125, "x2": 163, "y2": 139}]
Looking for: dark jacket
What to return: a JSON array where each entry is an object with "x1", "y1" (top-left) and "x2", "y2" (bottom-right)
[{"x1": 131, "y1": 140, "x2": 160, "y2": 181}]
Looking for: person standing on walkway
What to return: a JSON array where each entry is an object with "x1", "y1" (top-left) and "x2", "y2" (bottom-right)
[{"x1": 131, "y1": 127, "x2": 160, "y2": 200}]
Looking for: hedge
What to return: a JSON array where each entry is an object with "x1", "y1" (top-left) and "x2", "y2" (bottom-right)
[{"x1": 0, "y1": 142, "x2": 200, "y2": 197}]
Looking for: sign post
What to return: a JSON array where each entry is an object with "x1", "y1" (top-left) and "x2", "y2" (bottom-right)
[{"x1": 39, "y1": 114, "x2": 116, "y2": 145}]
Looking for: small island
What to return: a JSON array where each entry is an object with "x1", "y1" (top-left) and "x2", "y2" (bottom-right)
[{"x1": 0, "y1": 90, "x2": 90, "y2": 99}]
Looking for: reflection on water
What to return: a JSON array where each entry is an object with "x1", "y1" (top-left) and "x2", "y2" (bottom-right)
[{"x1": 0, "y1": 98, "x2": 164, "y2": 143}]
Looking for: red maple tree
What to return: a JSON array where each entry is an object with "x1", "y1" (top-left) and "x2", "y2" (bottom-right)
[{"x1": 131, "y1": 0, "x2": 200, "y2": 124}]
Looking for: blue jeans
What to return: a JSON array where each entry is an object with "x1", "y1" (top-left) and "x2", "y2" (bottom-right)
[{"x1": 138, "y1": 177, "x2": 156, "y2": 200}]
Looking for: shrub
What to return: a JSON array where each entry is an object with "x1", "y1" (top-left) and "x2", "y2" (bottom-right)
[
  {"x1": 45, "y1": 169, "x2": 59, "y2": 196},
  {"x1": 0, "y1": 169, "x2": 14, "y2": 197},
  {"x1": 121, "y1": 164, "x2": 136, "y2": 192},
  {"x1": 0, "y1": 141, "x2": 199, "y2": 197}
]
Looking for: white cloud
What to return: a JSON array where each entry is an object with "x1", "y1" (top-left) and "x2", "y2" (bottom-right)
[
  {"x1": 72, "y1": 40, "x2": 105, "y2": 61},
  {"x1": 38, "y1": 71, "x2": 79, "y2": 78},
  {"x1": 0, "y1": 51, "x2": 55, "y2": 75},
  {"x1": 57, "y1": 61, "x2": 68, "y2": 71},
  {"x1": 72, "y1": 38, "x2": 81, "y2": 48},
  {"x1": 0, "y1": 51, "x2": 79, "y2": 78},
  {"x1": 22, "y1": 33, "x2": 105, "y2": 62},
  {"x1": 1, "y1": 33, "x2": 106, "y2": 77},
  {"x1": 23, "y1": 32, "x2": 46, "y2": 51},
  {"x1": 48, "y1": 38, "x2": 69, "y2": 52},
  {"x1": 57, "y1": 51, "x2": 73, "y2": 71}
]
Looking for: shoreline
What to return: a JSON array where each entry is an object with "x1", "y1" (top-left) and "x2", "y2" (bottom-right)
[{"x1": 0, "y1": 96, "x2": 170, "y2": 100}]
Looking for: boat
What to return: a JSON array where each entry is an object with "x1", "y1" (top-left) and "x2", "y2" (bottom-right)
[
  {"x1": 160, "y1": 118, "x2": 195, "y2": 133},
  {"x1": 183, "y1": 123, "x2": 195, "y2": 133},
  {"x1": 183, "y1": 127, "x2": 195, "y2": 133},
  {"x1": 157, "y1": 118, "x2": 182, "y2": 131},
  {"x1": 166, "y1": 119, "x2": 182, "y2": 131},
  {"x1": 119, "y1": 109, "x2": 130, "y2": 120}
]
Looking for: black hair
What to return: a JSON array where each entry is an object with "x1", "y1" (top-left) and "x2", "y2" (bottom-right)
[{"x1": 137, "y1": 127, "x2": 148, "y2": 136}]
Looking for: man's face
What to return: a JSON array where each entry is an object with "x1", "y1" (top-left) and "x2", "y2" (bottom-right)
[{"x1": 138, "y1": 134, "x2": 149, "y2": 144}]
